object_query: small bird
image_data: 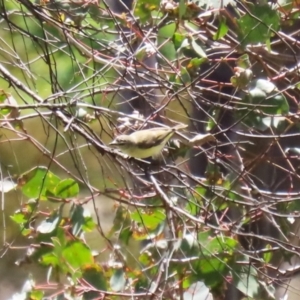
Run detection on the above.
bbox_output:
[109,124,187,159]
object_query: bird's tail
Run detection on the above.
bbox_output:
[172,123,188,130]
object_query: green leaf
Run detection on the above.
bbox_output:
[263,244,273,263]
[179,0,187,21]
[110,269,126,292]
[186,57,206,77]
[173,32,186,51]
[134,0,160,23]
[213,16,228,40]
[131,208,166,229]
[40,237,94,277]
[159,40,177,61]
[237,54,251,69]
[135,274,149,292]
[41,250,59,267]
[20,167,60,200]
[286,198,300,212]
[207,237,238,255]
[37,213,61,234]
[109,206,132,244]
[82,265,107,297]
[158,24,177,60]
[261,116,286,129]
[248,80,289,115]
[192,257,229,287]
[237,5,280,46]
[139,251,152,266]
[181,67,191,84]
[233,265,260,298]
[180,233,195,248]
[271,94,289,114]
[190,38,207,59]
[11,212,27,225]
[197,230,212,246]
[119,227,132,245]
[183,281,211,300]
[62,241,94,270]
[180,233,201,256]
[54,178,79,198]
[88,2,102,23]
[28,289,44,300]
[206,108,220,131]
[254,79,276,94]
[132,220,165,241]
[198,234,238,256]
[0,91,19,118]
[286,147,300,155]
[237,79,289,130]
[70,204,95,236]
[82,215,96,232]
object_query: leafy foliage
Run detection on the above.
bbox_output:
[1,0,300,299]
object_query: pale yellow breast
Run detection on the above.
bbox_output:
[120,142,165,158]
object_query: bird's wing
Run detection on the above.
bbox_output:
[133,129,173,148]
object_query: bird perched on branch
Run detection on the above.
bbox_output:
[109,124,187,159]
